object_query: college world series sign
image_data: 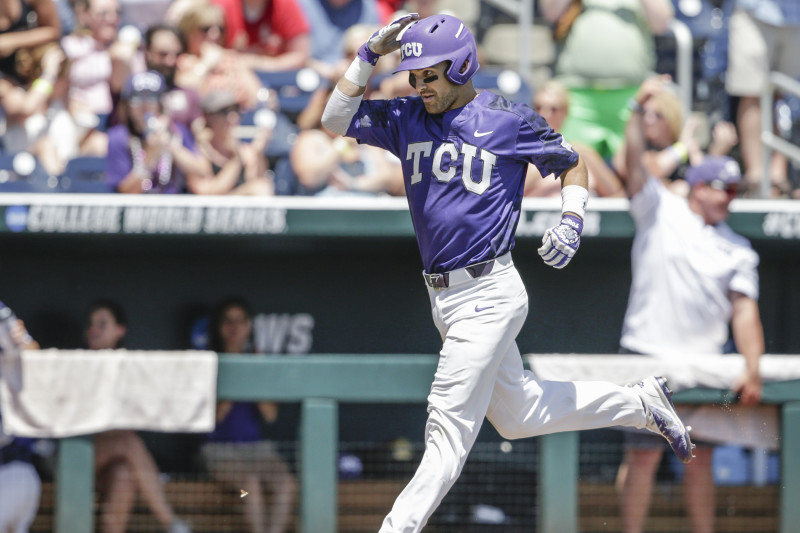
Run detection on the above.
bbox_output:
[1,195,799,240]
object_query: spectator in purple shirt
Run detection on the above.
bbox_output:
[201,297,297,533]
[105,70,210,193]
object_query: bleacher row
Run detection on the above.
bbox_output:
[0,63,537,194]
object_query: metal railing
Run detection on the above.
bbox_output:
[52,354,800,533]
[761,71,800,198]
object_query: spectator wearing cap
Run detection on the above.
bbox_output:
[106,70,211,193]
[616,76,764,533]
[188,89,274,195]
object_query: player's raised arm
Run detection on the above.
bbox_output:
[321,13,419,135]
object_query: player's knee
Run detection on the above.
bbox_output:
[489,419,525,440]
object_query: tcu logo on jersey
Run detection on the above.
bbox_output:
[401,42,423,60]
[406,141,498,195]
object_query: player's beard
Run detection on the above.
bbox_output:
[421,84,460,115]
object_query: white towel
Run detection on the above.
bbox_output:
[0,349,218,438]
[525,353,800,451]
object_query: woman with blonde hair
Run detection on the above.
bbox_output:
[613,74,739,197]
[173,0,263,111]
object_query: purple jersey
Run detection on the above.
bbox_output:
[346,90,578,273]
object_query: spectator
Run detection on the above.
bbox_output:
[62,0,127,117]
[540,0,674,160]
[106,70,210,193]
[612,74,739,197]
[298,0,379,69]
[0,0,61,81]
[189,89,274,195]
[145,24,201,128]
[174,0,264,110]
[201,297,297,533]
[83,300,193,533]
[209,0,311,72]
[726,0,799,197]
[290,128,404,196]
[526,79,625,198]
[0,304,42,533]
[616,76,763,533]
[0,42,77,176]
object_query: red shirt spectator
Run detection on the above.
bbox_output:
[212,0,308,56]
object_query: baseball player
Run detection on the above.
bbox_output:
[617,76,764,533]
[320,14,695,532]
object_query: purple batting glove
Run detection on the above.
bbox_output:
[357,42,381,66]
[538,214,583,269]
[358,12,419,64]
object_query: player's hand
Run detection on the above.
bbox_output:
[538,214,583,269]
[359,13,420,64]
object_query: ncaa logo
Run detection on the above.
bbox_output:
[401,42,423,60]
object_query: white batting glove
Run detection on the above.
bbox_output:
[538,214,583,269]
[358,13,420,63]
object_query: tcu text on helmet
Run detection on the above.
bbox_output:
[406,141,497,195]
[401,42,423,60]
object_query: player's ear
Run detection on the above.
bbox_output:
[459,59,470,75]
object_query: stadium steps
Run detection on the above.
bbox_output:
[31,480,778,532]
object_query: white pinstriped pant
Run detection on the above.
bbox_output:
[379,257,649,533]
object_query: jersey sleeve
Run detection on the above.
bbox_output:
[345,98,403,158]
[516,107,579,178]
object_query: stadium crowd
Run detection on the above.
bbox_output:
[0,0,798,198]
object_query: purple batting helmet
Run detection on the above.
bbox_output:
[392,14,479,85]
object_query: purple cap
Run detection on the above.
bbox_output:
[685,156,741,188]
[392,14,479,85]
[121,70,167,101]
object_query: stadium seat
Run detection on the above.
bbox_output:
[0,151,57,192]
[472,68,533,106]
[237,108,299,162]
[435,0,481,28]
[255,68,326,119]
[60,156,113,193]
[480,23,555,89]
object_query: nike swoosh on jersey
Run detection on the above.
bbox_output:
[473,130,494,137]
[475,305,494,312]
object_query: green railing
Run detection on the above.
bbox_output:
[55,355,800,533]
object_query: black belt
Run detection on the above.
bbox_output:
[423,258,496,289]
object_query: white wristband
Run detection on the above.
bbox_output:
[344,57,375,87]
[561,184,589,219]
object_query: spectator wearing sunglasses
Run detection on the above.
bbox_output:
[616,75,763,533]
[173,0,263,111]
[106,70,210,193]
[188,89,274,195]
[612,75,739,198]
